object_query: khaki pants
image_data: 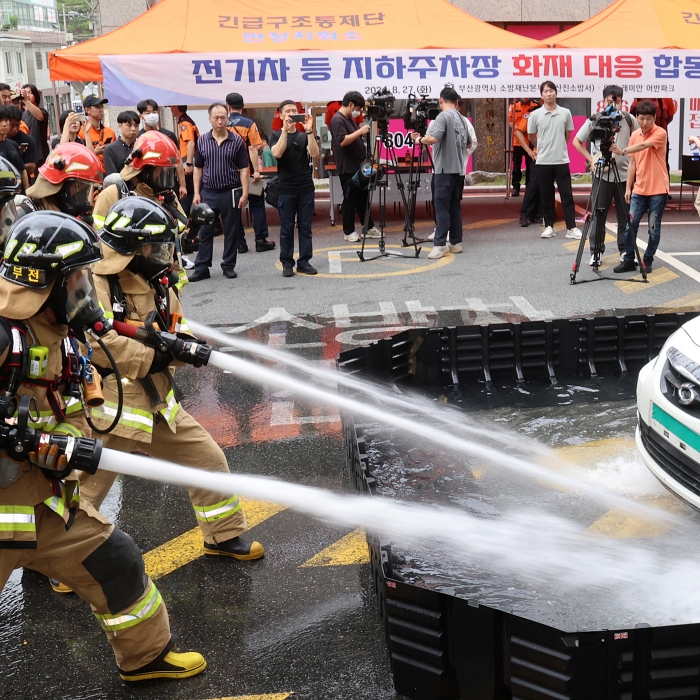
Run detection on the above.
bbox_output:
[0,502,171,671]
[80,407,247,545]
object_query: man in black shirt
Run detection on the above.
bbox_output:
[329,91,380,242]
[104,110,139,177]
[7,106,37,181]
[0,106,27,190]
[269,100,319,277]
[136,98,187,200]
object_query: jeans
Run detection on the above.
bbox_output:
[537,163,576,230]
[278,191,314,268]
[623,193,668,262]
[588,176,629,254]
[339,172,375,234]
[512,145,532,188]
[245,192,269,240]
[433,173,463,246]
[194,187,242,272]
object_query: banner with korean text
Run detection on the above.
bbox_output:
[102,49,700,106]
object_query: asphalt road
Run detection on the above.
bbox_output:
[1,189,699,699]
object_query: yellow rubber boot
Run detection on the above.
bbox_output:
[49,579,74,594]
[203,536,265,561]
[119,650,207,682]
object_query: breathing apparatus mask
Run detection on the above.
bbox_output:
[57,179,93,219]
[46,267,103,331]
[139,165,176,194]
[131,240,176,281]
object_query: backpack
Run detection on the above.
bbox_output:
[264,176,279,209]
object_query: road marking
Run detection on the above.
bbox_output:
[143,499,286,579]
[270,401,340,426]
[509,296,554,320]
[665,252,700,255]
[465,217,515,230]
[405,299,437,324]
[274,244,454,279]
[587,510,672,539]
[300,528,369,567]
[614,266,679,294]
[227,308,323,334]
[562,233,615,252]
[333,302,400,328]
[201,694,293,700]
[652,291,700,312]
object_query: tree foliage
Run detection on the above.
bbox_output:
[57,0,94,40]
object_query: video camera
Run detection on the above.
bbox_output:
[365,88,396,123]
[403,94,440,135]
[589,104,623,154]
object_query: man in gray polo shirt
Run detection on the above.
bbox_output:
[528,81,581,240]
[573,85,638,264]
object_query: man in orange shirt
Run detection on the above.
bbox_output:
[170,105,199,214]
[612,100,669,274]
[78,95,115,165]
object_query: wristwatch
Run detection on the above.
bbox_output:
[185,162,192,166]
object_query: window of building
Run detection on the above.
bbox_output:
[4,52,12,76]
[35,51,43,70]
[16,51,22,74]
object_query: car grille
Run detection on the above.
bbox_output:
[639,416,700,499]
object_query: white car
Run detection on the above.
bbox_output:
[637,315,700,509]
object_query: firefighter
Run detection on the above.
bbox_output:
[78,196,264,561]
[0,211,206,681]
[21,142,104,220]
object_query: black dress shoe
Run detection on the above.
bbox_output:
[519,214,529,227]
[222,268,238,279]
[188,268,211,282]
[512,184,520,197]
[613,259,638,273]
[238,239,249,254]
[282,265,295,277]
[296,264,318,275]
[255,239,276,252]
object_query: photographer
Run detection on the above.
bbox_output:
[411,86,470,260]
[612,100,669,274]
[330,91,381,242]
[573,85,638,264]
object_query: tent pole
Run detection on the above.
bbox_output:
[51,81,61,138]
[505,99,512,200]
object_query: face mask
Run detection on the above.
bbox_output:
[143,113,159,127]
[351,110,361,119]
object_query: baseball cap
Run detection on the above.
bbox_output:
[83,95,108,109]
[225,92,244,108]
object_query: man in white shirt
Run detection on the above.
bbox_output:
[528,81,581,240]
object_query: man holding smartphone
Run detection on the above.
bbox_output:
[78,95,115,166]
[189,103,250,282]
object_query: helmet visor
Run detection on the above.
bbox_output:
[64,268,100,325]
[138,241,175,269]
[147,166,176,193]
[0,199,17,252]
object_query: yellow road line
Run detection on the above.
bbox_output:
[299,528,370,567]
[144,499,286,580]
[563,233,615,252]
[651,291,700,312]
[201,694,293,700]
[614,266,679,294]
[587,509,672,539]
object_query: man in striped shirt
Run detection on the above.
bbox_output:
[190,103,250,282]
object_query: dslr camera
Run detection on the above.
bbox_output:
[365,88,396,122]
[589,103,623,154]
[403,94,440,135]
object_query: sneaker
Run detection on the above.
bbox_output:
[613,259,638,273]
[565,227,582,240]
[203,536,265,560]
[620,252,626,263]
[428,229,436,241]
[282,265,295,278]
[427,245,446,259]
[119,648,207,682]
[540,226,556,238]
[588,254,596,266]
[255,239,276,252]
[344,232,360,242]
[296,264,318,275]
[364,227,381,239]
[49,579,73,594]
[446,242,462,254]
[181,255,195,270]
[237,239,249,254]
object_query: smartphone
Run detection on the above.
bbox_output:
[104,137,114,144]
[290,114,306,123]
[19,143,28,153]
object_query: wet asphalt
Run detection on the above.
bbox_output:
[2,193,700,699]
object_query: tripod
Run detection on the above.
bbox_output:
[358,120,421,262]
[570,150,648,285]
[402,136,434,247]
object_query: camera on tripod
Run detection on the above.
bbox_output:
[589,104,623,154]
[403,94,440,134]
[366,88,396,123]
